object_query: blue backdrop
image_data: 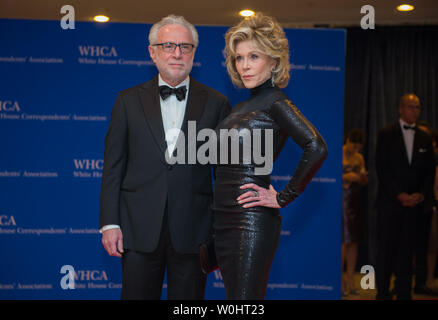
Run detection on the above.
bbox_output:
[0,19,345,300]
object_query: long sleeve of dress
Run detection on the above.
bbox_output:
[270,99,328,208]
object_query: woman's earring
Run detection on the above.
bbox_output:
[270,71,275,87]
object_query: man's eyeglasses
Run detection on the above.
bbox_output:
[152,42,195,54]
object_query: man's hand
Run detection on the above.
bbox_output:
[411,193,424,204]
[397,192,415,207]
[397,192,424,207]
[102,228,124,258]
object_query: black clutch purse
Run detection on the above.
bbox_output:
[199,236,218,274]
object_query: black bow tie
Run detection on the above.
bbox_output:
[159,85,187,101]
[403,125,415,130]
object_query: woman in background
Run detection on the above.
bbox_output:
[341,128,368,296]
[417,123,438,289]
[429,131,438,288]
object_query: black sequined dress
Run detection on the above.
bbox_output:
[212,80,328,299]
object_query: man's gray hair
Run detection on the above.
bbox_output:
[148,15,199,47]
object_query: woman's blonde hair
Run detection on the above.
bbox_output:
[225,13,290,88]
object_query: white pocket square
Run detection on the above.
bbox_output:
[418,148,427,153]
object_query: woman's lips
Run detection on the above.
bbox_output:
[242,75,253,80]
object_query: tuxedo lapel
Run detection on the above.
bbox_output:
[139,76,168,162]
[410,127,422,168]
[164,77,207,164]
[395,123,410,167]
[171,78,207,160]
[180,77,207,135]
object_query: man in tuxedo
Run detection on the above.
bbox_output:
[375,93,435,300]
[99,15,230,299]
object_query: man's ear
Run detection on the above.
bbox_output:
[148,45,156,63]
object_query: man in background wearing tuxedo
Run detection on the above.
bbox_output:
[99,15,230,299]
[375,93,435,300]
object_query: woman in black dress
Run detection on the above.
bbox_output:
[212,13,328,299]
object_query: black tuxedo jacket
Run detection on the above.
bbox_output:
[100,75,230,253]
[375,121,435,213]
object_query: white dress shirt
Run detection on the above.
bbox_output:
[100,75,190,234]
[399,118,416,165]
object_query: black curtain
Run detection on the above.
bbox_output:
[344,26,438,267]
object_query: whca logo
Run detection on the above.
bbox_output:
[0,215,16,226]
[73,159,104,171]
[78,45,118,57]
[0,100,20,112]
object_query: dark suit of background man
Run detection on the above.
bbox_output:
[375,93,435,300]
[99,15,230,300]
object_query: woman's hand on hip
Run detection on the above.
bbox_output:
[237,183,281,209]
